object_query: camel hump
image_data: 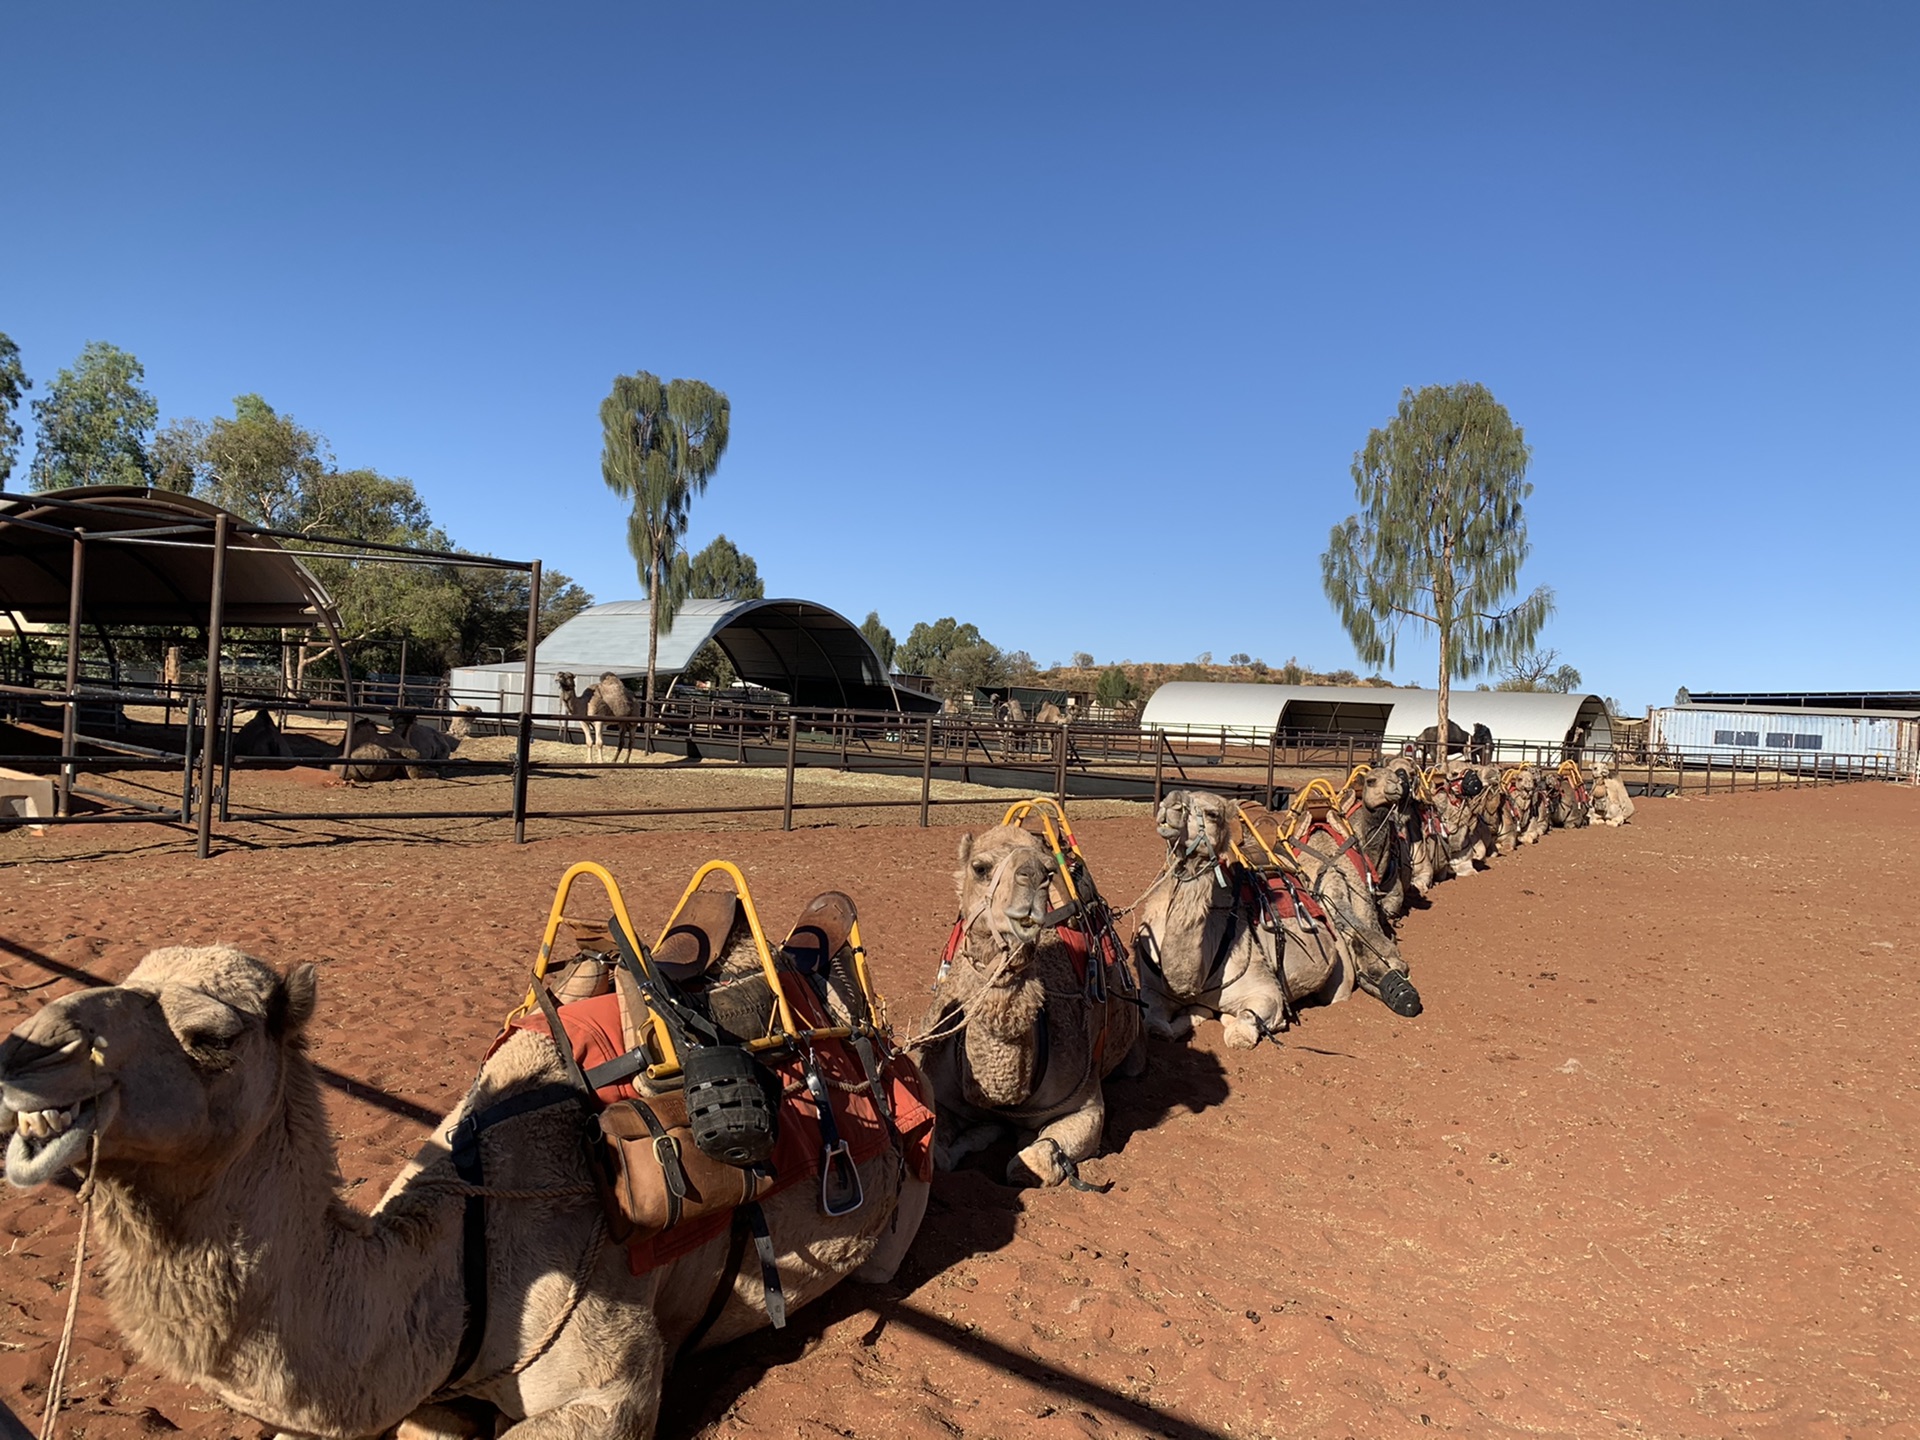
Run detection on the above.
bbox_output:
[780,891,858,974]
[653,888,741,981]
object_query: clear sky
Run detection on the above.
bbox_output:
[3,3,1914,711]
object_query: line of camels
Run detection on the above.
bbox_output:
[1,749,1634,1437]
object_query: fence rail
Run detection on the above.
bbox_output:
[0,684,1909,853]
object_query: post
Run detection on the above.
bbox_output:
[219,700,235,820]
[180,695,197,822]
[1703,752,1711,795]
[1265,731,1277,809]
[512,561,542,845]
[1153,732,1164,807]
[782,715,798,831]
[1055,720,1069,802]
[59,530,85,815]
[397,632,408,709]
[919,716,934,827]
[196,514,231,859]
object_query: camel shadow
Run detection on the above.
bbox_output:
[1103,1038,1231,1153]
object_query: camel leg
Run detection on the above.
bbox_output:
[1010,1092,1105,1187]
[934,1116,1003,1172]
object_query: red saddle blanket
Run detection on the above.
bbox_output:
[511,980,935,1275]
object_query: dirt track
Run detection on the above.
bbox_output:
[1,784,1915,1438]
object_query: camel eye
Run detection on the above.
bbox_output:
[972,860,993,878]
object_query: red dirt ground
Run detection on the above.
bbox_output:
[1,784,1915,1439]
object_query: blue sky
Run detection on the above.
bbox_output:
[2,3,1914,711]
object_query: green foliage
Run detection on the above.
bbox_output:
[1003,650,1039,685]
[1095,666,1139,708]
[28,341,157,490]
[679,641,737,690]
[859,611,897,670]
[1228,652,1251,666]
[1279,659,1305,685]
[601,371,731,701]
[1321,382,1552,738]
[0,332,28,484]
[1675,686,1690,706]
[678,533,763,601]
[898,617,1005,699]
[201,395,329,528]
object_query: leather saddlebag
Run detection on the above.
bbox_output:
[596,1092,775,1244]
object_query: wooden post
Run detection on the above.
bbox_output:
[782,715,798,831]
[1055,721,1069,803]
[59,530,85,816]
[196,515,230,859]
[511,561,541,844]
[919,717,934,826]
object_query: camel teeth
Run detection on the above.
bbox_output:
[13,1106,77,1140]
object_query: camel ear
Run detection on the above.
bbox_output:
[956,832,974,868]
[270,964,319,1040]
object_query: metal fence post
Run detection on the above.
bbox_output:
[59,529,85,816]
[196,514,230,859]
[1055,722,1069,802]
[782,715,798,831]
[512,560,541,845]
[919,716,934,827]
[1265,732,1277,809]
[1153,733,1164,807]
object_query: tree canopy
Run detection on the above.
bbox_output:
[1095,666,1139,709]
[28,341,157,490]
[678,533,763,602]
[1495,648,1583,693]
[1321,382,1552,744]
[0,332,28,485]
[897,617,1006,699]
[859,612,897,671]
[601,371,731,702]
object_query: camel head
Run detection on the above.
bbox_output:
[1155,789,1234,865]
[1350,765,1406,811]
[953,827,1056,971]
[1,947,316,1192]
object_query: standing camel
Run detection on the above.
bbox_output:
[556,671,638,764]
[0,945,925,1438]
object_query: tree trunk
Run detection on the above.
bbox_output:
[646,546,661,705]
[1436,623,1451,761]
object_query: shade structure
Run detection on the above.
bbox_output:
[1141,682,1612,756]
[0,486,338,629]
[449,597,926,715]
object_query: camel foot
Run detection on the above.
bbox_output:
[1009,1140,1070,1188]
[1221,1012,1263,1049]
[1376,970,1423,1017]
[1448,859,1476,879]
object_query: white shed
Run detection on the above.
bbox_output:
[1139,682,1612,760]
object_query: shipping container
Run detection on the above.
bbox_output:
[1649,705,1920,775]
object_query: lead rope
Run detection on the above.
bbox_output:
[41,1130,100,1440]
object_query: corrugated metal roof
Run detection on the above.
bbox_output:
[1141,682,1613,752]
[454,597,902,710]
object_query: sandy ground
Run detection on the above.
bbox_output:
[1,783,1915,1438]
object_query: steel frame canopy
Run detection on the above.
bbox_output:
[451,597,917,714]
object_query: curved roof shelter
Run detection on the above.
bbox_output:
[454,598,914,713]
[1141,682,1612,756]
[0,486,340,628]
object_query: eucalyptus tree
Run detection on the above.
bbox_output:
[1321,382,1552,747]
[28,341,157,489]
[0,332,28,484]
[860,611,896,671]
[600,372,731,701]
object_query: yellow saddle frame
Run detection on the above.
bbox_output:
[510,859,885,1083]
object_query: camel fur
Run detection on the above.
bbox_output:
[1432,758,1503,878]
[915,827,1145,1187]
[1338,766,1416,921]
[1381,754,1442,896]
[335,717,430,782]
[1132,791,1290,1047]
[556,672,637,765]
[0,945,923,1439]
[1588,761,1636,826]
[1286,803,1421,1015]
[1550,767,1592,828]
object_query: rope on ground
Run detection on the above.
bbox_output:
[41,1131,100,1440]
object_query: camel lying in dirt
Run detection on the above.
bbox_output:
[336,716,430,782]
[1381,754,1442,896]
[915,826,1145,1186]
[1133,791,1290,1048]
[1283,802,1423,1016]
[1,945,922,1439]
[1588,761,1637,826]
[1551,765,1592,828]
[1494,766,1552,852]
[1339,765,1415,921]
[1431,758,1503,877]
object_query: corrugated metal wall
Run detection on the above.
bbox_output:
[1649,707,1912,767]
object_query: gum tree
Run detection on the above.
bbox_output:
[1321,382,1552,750]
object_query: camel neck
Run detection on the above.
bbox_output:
[91,1049,464,1437]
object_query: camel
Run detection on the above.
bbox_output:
[1337,765,1415,921]
[232,708,297,760]
[915,826,1145,1187]
[1283,801,1423,1016]
[447,705,481,740]
[1035,701,1066,726]
[1133,791,1290,1047]
[556,672,637,765]
[390,711,461,777]
[1381,753,1442,896]
[1493,766,1543,853]
[1430,757,1503,877]
[1417,719,1468,764]
[0,945,924,1438]
[1550,764,1593,828]
[335,716,428,782]
[1588,760,1637,826]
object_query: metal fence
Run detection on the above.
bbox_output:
[1,690,1906,856]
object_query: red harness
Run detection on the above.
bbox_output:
[510,984,935,1275]
[1290,814,1379,890]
